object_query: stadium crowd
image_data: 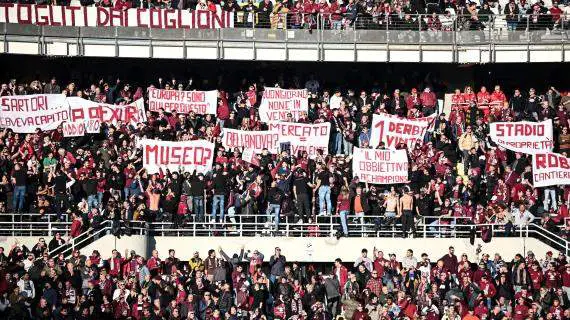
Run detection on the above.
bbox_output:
[0,243,569,319]
[0,75,570,240]
[2,0,569,31]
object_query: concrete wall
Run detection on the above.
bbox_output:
[1,234,556,262]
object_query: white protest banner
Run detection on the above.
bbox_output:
[148,88,218,114]
[67,97,146,131]
[241,148,260,166]
[268,121,330,156]
[259,87,309,122]
[532,152,570,187]
[222,128,279,153]
[352,148,409,184]
[0,5,233,28]
[0,94,69,133]
[139,139,214,174]
[369,113,435,150]
[490,119,553,154]
[62,121,86,137]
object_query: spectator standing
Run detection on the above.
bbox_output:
[269,247,286,284]
[11,163,26,215]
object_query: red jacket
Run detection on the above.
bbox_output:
[406,94,421,110]
[478,279,496,298]
[60,151,77,165]
[373,258,387,278]
[463,92,476,103]
[303,2,317,14]
[490,91,506,103]
[317,2,330,16]
[513,304,529,320]
[70,219,82,238]
[545,269,561,289]
[147,256,161,273]
[451,94,466,110]
[528,268,543,290]
[477,91,491,105]
[109,257,125,277]
[329,2,344,21]
[420,91,436,107]
[217,91,230,120]
[335,265,348,292]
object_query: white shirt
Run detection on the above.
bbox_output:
[330,94,343,109]
[23,258,34,272]
[402,256,418,269]
[513,209,535,226]
[17,279,35,299]
[353,256,373,272]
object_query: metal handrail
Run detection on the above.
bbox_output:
[1,217,564,260]
[0,12,566,62]
[0,213,68,222]
[1,13,566,39]
[0,214,548,235]
[47,220,112,258]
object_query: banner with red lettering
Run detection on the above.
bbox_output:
[0,94,69,133]
[369,113,435,150]
[352,148,409,184]
[139,138,214,174]
[66,97,146,135]
[222,128,279,153]
[259,87,309,122]
[490,119,553,154]
[268,121,330,157]
[0,4,233,29]
[148,88,217,114]
[62,121,87,137]
[532,152,570,187]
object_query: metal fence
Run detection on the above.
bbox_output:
[245,12,566,31]
[0,213,566,257]
[1,13,568,45]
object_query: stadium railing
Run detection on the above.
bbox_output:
[3,214,568,257]
[1,13,567,45]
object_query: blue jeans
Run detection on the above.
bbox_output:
[318,186,332,215]
[87,195,98,212]
[507,21,517,31]
[266,204,281,228]
[193,196,204,221]
[332,20,342,30]
[343,138,353,155]
[212,194,225,221]
[339,210,349,234]
[269,274,277,284]
[335,132,343,155]
[97,192,104,208]
[13,186,26,211]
